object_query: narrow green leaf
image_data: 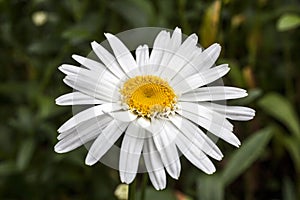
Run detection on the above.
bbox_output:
[109,0,153,27]
[16,138,35,171]
[62,26,92,43]
[221,127,273,185]
[220,59,246,88]
[67,0,87,21]
[258,93,300,139]
[197,174,224,200]
[142,187,176,200]
[284,136,300,173]
[277,13,300,31]
[282,177,298,200]
[199,0,221,48]
[37,95,60,119]
[0,161,17,176]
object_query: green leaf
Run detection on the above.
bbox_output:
[66,0,88,21]
[62,26,92,43]
[62,13,100,44]
[277,13,300,31]
[0,161,17,176]
[284,136,300,173]
[282,177,298,200]
[199,0,221,48]
[141,187,176,200]
[197,174,224,200]
[221,59,246,88]
[28,39,61,55]
[258,93,300,139]
[221,127,273,185]
[16,138,35,171]
[37,95,60,119]
[109,0,153,27]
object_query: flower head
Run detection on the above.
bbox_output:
[55,27,255,190]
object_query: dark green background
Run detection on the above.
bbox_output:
[1,0,300,199]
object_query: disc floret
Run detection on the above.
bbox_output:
[120,75,177,119]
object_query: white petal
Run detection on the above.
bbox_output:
[63,57,120,88]
[105,33,138,76]
[109,110,137,122]
[57,103,123,133]
[199,43,221,70]
[55,116,111,153]
[170,122,216,174]
[57,117,95,140]
[55,92,106,106]
[158,27,182,70]
[148,169,166,190]
[55,130,98,153]
[57,115,110,140]
[148,30,170,70]
[85,120,129,165]
[119,123,144,184]
[135,45,150,75]
[63,70,120,102]
[165,120,216,174]
[169,115,223,160]
[136,45,149,66]
[58,64,81,75]
[178,102,240,147]
[178,101,233,131]
[136,117,151,128]
[199,102,255,121]
[143,137,166,190]
[179,86,248,102]
[150,119,181,179]
[160,33,198,80]
[91,41,126,79]
[63,77,117,103]
[72,54,106,72]
[172,64,230,94]
[171,43,221,85]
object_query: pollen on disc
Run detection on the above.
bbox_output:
[120,75,177,118]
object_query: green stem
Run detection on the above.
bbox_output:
[140,173,148,200]
[128,178,136,200]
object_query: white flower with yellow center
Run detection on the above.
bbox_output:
[54,27,255,190]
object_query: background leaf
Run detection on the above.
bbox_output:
[16,138,35,171]
[140,187,176,200]
[277,13,300,31]
[197,174,224,200]
[258,93,300,139]
[199,0,221,47]
[283,177,298,200]
[221,127,273,185]
[284,137,300,173]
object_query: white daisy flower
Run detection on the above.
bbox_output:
[54,27,255,190]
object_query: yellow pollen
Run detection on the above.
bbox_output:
[120,75,177,118]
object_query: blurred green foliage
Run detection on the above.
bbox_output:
[1,0,300,199]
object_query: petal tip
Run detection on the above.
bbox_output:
[210,43,221,49]
[71,54,79,59]
[57,126,63,133]
[174,27,181,32]
[54,144,65,153]
[104,32,113,39]
[58,65,64,72]
[208,168,216,175]
[91,41,99,48]
[85,156,97,166]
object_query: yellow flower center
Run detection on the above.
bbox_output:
[120,75,177,118]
